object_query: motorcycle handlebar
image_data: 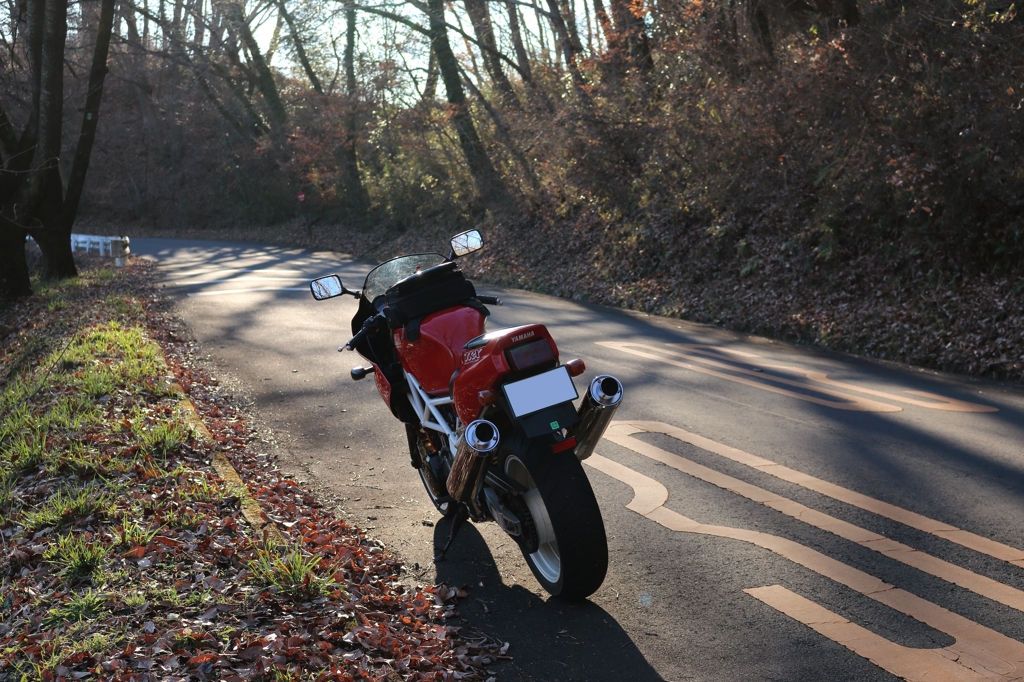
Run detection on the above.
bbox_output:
[345,312,386,351]
[477,295,502,306]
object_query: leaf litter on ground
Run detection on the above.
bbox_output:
[0,255,507,681]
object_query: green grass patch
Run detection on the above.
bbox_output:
[134,418,190,458]
[0,429,50,475]
[114,517,160,548]
[178,476,224,504]
[44,589,109,626]
[248,547,335,601]
[44,533,110,580]
[23,487,114,532]
[0,260,387,679]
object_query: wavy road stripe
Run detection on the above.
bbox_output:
[667,344,998,413]
[599,341,999,413]
[607,421,1024,568]
[597,341,901,412]
[584,454,1024,681]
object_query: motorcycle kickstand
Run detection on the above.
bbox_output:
[434,505,469,563]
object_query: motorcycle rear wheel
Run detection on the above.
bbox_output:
[504,434,608,600]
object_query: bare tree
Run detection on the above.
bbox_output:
[463,0,518,105]
[426,0,504,196]
[0,0,117,296]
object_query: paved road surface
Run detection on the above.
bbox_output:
[134,238,1024,682]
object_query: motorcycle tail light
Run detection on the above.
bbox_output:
[507,339,555,370]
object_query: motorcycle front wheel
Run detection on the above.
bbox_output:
[504,433,608,600]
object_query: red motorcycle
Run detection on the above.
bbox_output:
[310,230,622,599]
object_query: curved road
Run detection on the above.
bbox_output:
[134,238,1024,682]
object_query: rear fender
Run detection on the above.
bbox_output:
[453,324,577,437]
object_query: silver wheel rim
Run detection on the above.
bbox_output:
[506,456,561,585]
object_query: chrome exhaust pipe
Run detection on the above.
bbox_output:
[447,420,500,503]
[569,375,623,461]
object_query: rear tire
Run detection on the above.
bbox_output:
[504,434,608,600]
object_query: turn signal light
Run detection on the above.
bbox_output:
[478,389,498,406]
[564,358,586,377]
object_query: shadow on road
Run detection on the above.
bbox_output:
[431,518,665,682]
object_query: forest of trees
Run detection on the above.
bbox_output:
[1,0,1021,322]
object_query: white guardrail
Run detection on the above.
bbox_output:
[69,234,131,266]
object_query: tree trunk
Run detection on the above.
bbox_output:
[504,0,532,83]
[27,0,77,280]
[26,0,45,130]
[422,48,439,101]
[0,218,32,299]
[26,0,66,214]
[544,0,586,87]
[275,0,324,94]
[30,180,77,280]
[534,5,551,66]
[62,0,117,230]
[608,0,653,72]
[459,68,540,193]
[426,0,504,199]
[0,101,19,170]
[463,0,518,106]
[591,0,613,50]
[583,0,594,53]
[559,0,584,56]
[193,0,206,48]
[340,0,369,214]
[747,0,774,59]
[228,2,287,129]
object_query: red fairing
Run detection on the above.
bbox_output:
[452,324,558,426]
[396,306,487,395]
[372,364,392,406]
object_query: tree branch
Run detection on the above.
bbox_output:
[355,2,528,80]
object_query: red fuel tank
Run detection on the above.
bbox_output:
[395,306,487,395]
[452,324,558,426]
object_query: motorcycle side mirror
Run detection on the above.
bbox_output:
[310,275,357,300]
[449,229,483,259]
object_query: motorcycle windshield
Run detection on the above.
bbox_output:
[363,253,446,305]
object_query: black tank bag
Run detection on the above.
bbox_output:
[383,262,488,341]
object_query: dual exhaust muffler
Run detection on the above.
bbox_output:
[447,419,500,503]
[446,373,622,502]
[568,375,623,461]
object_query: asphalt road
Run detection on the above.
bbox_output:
[133,237,1024,682]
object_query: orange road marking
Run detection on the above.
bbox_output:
[598,341,998,413]
[746,586,990,682]
[597,341,901,412]
[669,344,998,413]
[603,422,1024,611]
[584,454,1024,681]
[608,421,1024,569]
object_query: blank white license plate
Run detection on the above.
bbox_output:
[503,366,578,418]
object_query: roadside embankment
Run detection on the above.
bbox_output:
[0,256,503,680]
